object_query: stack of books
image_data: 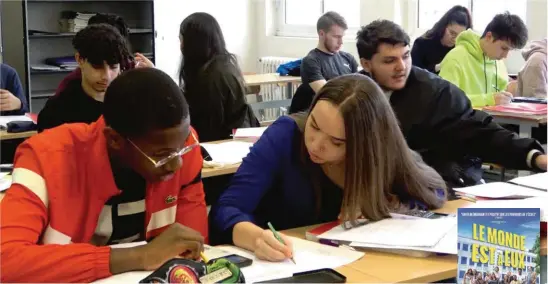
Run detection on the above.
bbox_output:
[59,11,96,33]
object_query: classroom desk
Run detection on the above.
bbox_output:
[202,163,240,178]
[243,73,301,86]
[200,138,249,178]
[0,130,37,140]
[283,199,548,283]
[243,73,301,114]
[479,109,547,139]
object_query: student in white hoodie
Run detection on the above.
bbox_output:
[517,38,547,98]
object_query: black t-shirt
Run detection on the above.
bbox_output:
[105,167,147,245]
[301,48,358,85]
[37,79,103,132]
[411,36,453,74]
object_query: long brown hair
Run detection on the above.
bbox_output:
[293,74,447,224]
[423,5,472,40]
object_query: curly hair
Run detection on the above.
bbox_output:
[88,13,130,39]
[72,23,132,70]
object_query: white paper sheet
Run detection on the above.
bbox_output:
[454,182,548,198]
[0,115,33,128]
[233,127,267,138]
[201,141,253,165]
[464,197,547,222]
[93,239,363,284]
[509,173,548,191]
[319,217,455,247]
[350,222,458,255]
[218,237,364,283]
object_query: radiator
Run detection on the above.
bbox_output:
[256,56,299,121]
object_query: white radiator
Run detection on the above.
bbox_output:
[256,56,299,121]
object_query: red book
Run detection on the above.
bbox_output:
[305,221,340,242]
[483,102,547,115]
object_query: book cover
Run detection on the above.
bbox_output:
[457,208,541,284]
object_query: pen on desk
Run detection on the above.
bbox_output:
[200,251,209,264]
[456,193,477,203]
[267,222,296,264]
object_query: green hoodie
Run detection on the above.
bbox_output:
[439,29,508,107]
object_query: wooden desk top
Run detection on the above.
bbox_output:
[202,163,239,178]
[200,138,249,178]
[478,108,547,124]
[0,130,37,141]
[243,73,301,87]
[284,200,547,283]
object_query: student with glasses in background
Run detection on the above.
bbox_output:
[411,5,472,74]
[0,68,207,283]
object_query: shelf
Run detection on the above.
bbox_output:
[31,69,74,75]
[29,29,153,38]
[32,91,55,99]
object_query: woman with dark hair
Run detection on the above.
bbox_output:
[411,5,472,73]
[178,12,259,142]
[209,74,447,261]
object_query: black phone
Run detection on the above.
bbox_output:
[255,268,346,283]
[211,254,253,268]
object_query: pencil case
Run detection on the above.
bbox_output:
[139,257,245,283]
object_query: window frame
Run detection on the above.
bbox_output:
[409,0,528,40]
[275,0,359,39]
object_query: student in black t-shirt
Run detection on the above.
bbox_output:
[37,24,132,132]
[178,12,259,143]
[290,12,358,114]
[301,11,358,94]
[411,5,472,74]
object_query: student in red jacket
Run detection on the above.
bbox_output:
[1,68,208,283]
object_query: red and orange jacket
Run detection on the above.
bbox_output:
[0,117,208,283]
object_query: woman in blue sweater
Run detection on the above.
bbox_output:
[209,74,447,262]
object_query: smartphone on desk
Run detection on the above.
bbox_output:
[255,268,346,283]
[210,254,253,268]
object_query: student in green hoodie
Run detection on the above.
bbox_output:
[439,12,528,107]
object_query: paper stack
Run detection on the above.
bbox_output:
[200,141,253,165]
[315,216,458,257]
[454,181,547,199]
[232,127,267,142]
[508,172,547,191]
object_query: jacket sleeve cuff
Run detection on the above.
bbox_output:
[95,246,113,280]
[526,150,542,169]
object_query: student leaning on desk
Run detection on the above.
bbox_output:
[209,74,448,262]
[439,12,526,107]
[0,69,207,283]
[354,20,547,188]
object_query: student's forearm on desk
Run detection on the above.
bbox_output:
[110,246,147,275]
[233,222,264,252]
